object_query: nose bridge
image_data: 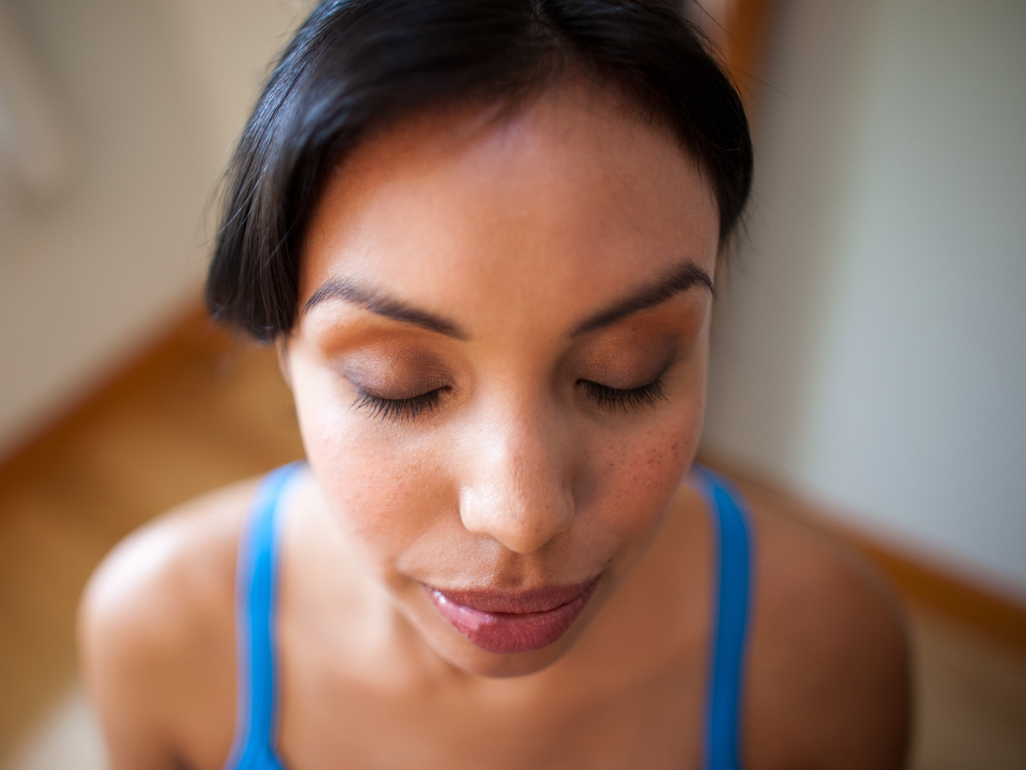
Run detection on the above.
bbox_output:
[459,395,575,554]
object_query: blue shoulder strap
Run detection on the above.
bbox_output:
[223,464,302,770]
[695,466,753,770]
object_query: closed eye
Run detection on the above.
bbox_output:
[352,387,447,421]
[578,377,667,412]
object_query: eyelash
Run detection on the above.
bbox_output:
[578,376,668,412]
[353,388,445,422]
[353,375,668,423]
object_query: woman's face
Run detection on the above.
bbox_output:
[285,82,720,677]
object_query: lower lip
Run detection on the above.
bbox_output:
[426,580,600,655]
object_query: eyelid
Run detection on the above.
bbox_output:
[351,386,447,422]
[577,351,674,391]
[341,355,452,400]
[579,378,667,412]
[577,358,671,412]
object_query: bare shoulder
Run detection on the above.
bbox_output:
[78,478,260,770]
[739,486,911,770]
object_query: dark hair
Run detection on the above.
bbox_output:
[207,0,752,341]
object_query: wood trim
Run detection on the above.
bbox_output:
[0,301,219,473]
[723,0,778,101]
[697,452,1026,655]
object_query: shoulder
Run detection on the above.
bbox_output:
[735,483,911,770]
[78,478,260,769]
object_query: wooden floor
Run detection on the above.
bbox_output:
[0,305,1023,768]
[0,308,304,757]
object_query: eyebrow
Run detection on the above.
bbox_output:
[303,278,467,338]
[302,259,712,340]
[571,261,714,336]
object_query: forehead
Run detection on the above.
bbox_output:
[300,81,719,329]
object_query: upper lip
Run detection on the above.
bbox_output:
[428,578,599,614]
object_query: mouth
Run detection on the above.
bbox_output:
[424,578,601,655]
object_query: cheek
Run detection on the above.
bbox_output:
[583,384,705,540]
[290,364,454,569]
[597,420,696,516]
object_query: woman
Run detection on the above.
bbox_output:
[79,1,910,768]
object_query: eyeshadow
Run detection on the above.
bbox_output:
[341,348,453,400]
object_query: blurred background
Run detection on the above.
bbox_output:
[0,0,1023,768]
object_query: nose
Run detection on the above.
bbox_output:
[458,405,576,554]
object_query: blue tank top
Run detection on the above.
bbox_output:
[222,463,752,770]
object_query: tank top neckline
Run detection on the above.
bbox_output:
[223,462,752,770]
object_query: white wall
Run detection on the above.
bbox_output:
[704,0,1026,595]
[0,0,307,455]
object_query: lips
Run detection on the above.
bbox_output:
[426,578,600,654]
